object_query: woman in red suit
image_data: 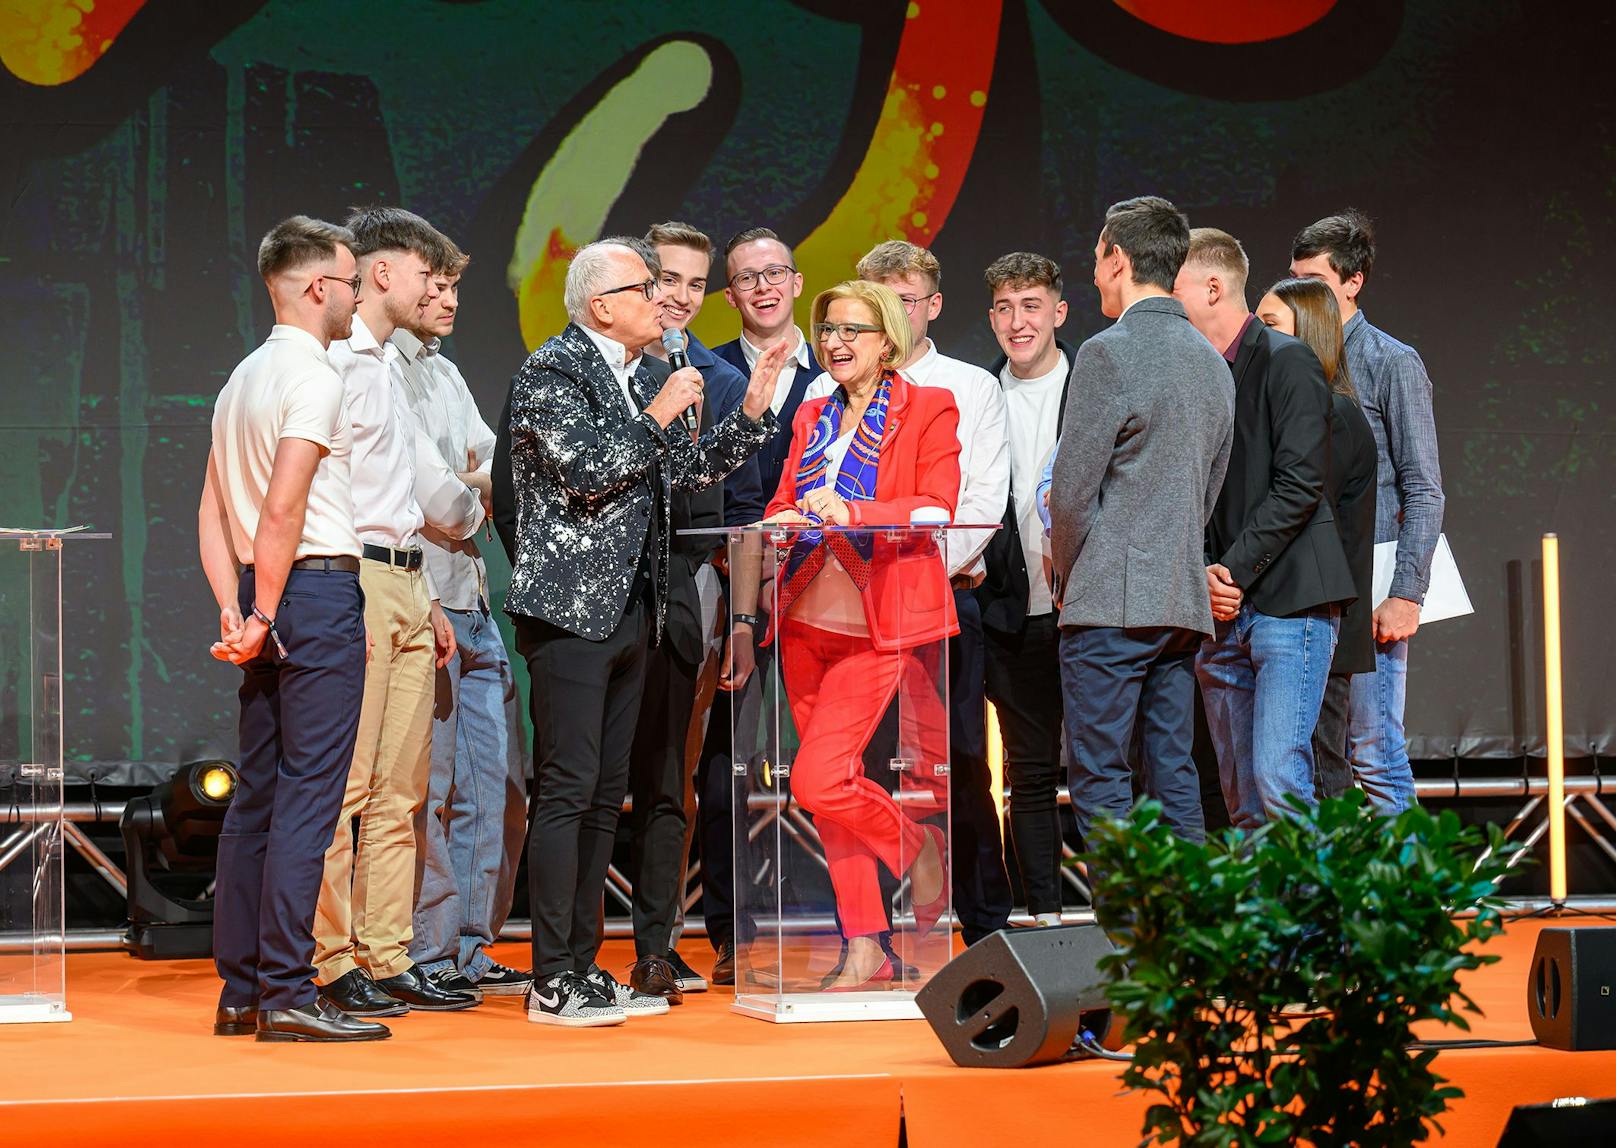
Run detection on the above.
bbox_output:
[764,279,961,991]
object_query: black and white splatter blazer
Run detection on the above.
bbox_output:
[504,322,772,641]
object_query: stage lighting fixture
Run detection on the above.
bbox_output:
[119,759,238,960]
[1542,533,1566,905]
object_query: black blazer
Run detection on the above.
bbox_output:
[493,323,772,642]
[1207,321,1356,618]
[658,353,732,667]
[1326,390,1378,674]
[975,338,1077,635]
[712,335,820,496]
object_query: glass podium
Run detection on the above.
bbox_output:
[683,522,986,1023]
[1,527,101,1024]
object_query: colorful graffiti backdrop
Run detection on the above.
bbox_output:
[1,0,1611,781]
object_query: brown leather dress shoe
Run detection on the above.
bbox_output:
[213,1004,258,1036]
[628,956,685,1005]
[711,940,736,986]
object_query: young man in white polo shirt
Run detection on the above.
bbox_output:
[313,207,486,1017]
[804,240,1013,945]
[199,215,388,1043]
[391,242,533,1000]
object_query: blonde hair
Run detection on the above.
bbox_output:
[810,280,912,366]
[857,239,941,293]
[1186,227,1250,296]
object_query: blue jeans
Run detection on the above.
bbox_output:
[1346,639,1416,814]
[411,606,526,978]
[1196,602,1340,829]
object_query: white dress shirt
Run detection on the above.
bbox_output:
[739,325,809,415]
[211,325,361,564]
[1001,351,1067,615]
[804,339,1009,579]
[580,324,640,413]
[391,328,494,611]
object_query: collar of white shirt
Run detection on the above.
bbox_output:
[740,325,809,372]
[266,324,330,360]
[579,324,644,412]
[347,312,398,362]
[390,327,439,363]
[903,338,942,384]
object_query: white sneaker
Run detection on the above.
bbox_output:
[585,964,671,1017]
[526,972,625,1028]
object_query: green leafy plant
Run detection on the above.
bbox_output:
[1084,792,1526,1148]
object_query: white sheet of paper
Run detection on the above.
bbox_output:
[1373,533,1473,624]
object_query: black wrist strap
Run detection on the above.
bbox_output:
[252,606,289,659]
[732,612,761,629]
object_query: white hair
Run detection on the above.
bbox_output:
[563,241,637,326]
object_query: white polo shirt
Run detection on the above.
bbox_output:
[804,339,1009,580]
[210,324,361,564]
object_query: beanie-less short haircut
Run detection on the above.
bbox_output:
[1100,196,1191,294]
[1291,208,1376,283]
[983,251,1062,298]
[857,240,942,293]
[646,221,713,258]
[724,226,794,267]
[343,205,453,268]
[1185,227,1250,295]
[256,215,354,281]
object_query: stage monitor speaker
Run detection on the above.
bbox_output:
[1526,926,1616,1051]
[1497,1096,1616,1145]
[915,924,1115,1068]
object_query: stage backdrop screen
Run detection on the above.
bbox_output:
[1,0,1610,781]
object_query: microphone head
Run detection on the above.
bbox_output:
[661,327,688,354]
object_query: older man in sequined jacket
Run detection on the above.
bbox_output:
[499,237,787,1028]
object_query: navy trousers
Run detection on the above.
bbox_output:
[948,589,1013,943]
[214,566,365,1011]
[1059,624,1207,853]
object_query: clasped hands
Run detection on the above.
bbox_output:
[763,485,851,527]
[210,602,378,665]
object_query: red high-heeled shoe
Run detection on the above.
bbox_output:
[911,823,950,937]
[824,955,894,993]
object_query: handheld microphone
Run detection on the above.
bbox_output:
[661,327,699,436]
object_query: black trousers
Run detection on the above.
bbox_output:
[1312,671,1354,801]
[983,611,1064,916]
[215,566,365,1011]
[949,589,1013,943]
[1059,625,1206,854]
[516,602,650,977]
[625,637,701,958]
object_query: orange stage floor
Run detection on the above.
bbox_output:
[3,920,1614,1147]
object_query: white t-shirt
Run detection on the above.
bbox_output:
[211,324,361,564]
[1001,352,1067,615]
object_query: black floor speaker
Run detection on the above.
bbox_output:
[915,924,1116,1068]
[1526,926,1616,1051]
[1497,1097,1616,1145]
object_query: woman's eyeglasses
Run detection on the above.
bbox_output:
[813,322,883,342]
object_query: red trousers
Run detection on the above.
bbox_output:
[781,620,949,938]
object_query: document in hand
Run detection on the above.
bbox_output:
[1372,533,1473,624]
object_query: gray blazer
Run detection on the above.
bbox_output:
[1049,296,1235,636]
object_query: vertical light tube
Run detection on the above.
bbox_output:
[1543,532,1567,904]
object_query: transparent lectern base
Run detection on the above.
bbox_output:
[0,996,72,1024]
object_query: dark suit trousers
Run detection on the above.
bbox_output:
[516,603,650,976]
[983,611,1064,916]
[949,590,1013,942]
[1059,625,1206,861]
[695,633,770,950]
[1312,671,1354,801]
[215,566,365,1011]
[626,636,701,958]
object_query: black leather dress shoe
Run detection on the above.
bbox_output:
[256,1001,391,1042]
[213,1004,258,1036]
[318,968,409,1018]
[374,963,479,1011]
[628,956,684,1005]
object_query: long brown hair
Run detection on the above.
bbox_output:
[1266,276,1356,400]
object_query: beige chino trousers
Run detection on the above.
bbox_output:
[313,558,435,982]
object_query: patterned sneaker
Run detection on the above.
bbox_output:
[477,961,534,997]
[526,972,625,1028]
[585,963,671,1018]
[664,948,708,993]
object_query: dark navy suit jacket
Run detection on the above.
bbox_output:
[712,334,820,500]
[688,333,762,527]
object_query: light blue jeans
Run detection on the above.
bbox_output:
[411,606,526,979]
[1346,638,1417,814]
[1197,602,1340,830]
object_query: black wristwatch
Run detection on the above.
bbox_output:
[731,612,762,629]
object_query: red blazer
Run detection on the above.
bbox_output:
[765,370,962,650]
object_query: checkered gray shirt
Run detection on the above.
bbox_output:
[1343,311,1445,603]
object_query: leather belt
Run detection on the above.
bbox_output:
[362,543,423,570]
[245,555,361,574]
[950,574,980,591]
